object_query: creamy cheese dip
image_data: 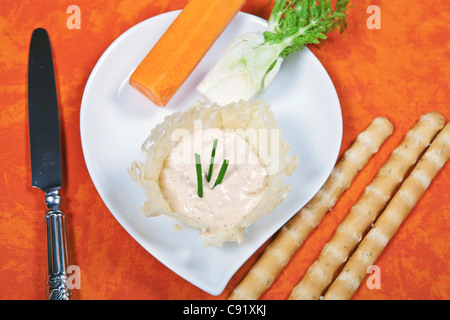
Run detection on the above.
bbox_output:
[160,128,268,233]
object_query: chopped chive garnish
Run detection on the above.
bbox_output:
[195,153,203,198]
[206,139,218,182]
[213,159,230,189]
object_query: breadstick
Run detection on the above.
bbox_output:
[323,122,450,300]
[228,117,394,300]
[288,111,445,300]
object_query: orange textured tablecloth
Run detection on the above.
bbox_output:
[1,0,449,300]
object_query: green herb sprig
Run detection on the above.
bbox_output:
[195,140,229,197]
[206,139,218,182]
[213,160,230,189]
[195,153,203,198]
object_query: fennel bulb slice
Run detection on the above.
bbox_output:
[197,0,351,106]
[197,32,284,106]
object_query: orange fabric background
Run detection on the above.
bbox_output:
[0,0,449,300]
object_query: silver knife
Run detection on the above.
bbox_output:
[28,28,71,300]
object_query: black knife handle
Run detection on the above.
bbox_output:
[45,191,71,300]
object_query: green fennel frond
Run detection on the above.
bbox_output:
[265,0,352,58]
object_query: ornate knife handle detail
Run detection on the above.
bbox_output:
[45,191,71,300]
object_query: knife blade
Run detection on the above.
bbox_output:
[28,28,71,300]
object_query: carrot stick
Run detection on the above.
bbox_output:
[228,117,394,300]
[129,0,246,106]
[288,111,445,300]
[323,122,450,300]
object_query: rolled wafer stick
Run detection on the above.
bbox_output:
[228,117,394,300]
[323,122,450,300]
[288,111,445,300]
